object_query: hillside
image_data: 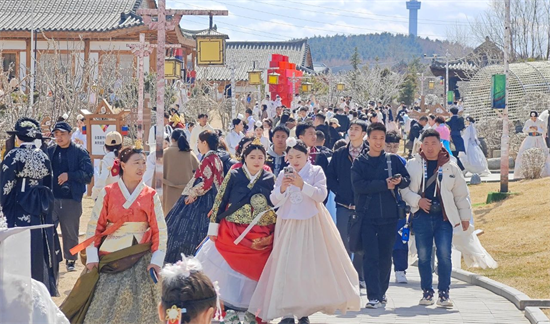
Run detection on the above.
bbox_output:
[307,33,469,72]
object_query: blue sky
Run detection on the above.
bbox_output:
[168,0,492,43]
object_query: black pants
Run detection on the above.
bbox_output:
[336,206,364,281]
[361,218,398,301]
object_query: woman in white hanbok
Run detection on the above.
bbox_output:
[513,111,550,179]
[461,117,491,176]
[248,139,360,324]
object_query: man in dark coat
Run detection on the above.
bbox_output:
[447,107,466,170]
[48,121,93,272]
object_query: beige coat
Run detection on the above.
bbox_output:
[400,154,472,227]
[163,144,199,214]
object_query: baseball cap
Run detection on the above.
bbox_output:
[52,121,72,133]
[105,131,123,146]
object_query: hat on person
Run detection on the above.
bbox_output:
[52,121,72,133]
[329,118,340,127]
[105,131,123,146]
[7,117,42,140]
[76,114,84,121]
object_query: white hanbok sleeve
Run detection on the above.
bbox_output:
[301,167,328,203]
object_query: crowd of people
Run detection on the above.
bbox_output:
[5,94,550,324]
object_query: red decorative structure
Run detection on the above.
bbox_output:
[268,54,302,107]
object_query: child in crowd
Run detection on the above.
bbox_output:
[159,256,221,324]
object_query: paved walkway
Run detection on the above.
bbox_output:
[305,266,528,324]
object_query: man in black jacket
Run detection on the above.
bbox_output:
[334,108,350,133]
[407,116,427,158]
[327,119,368,288]
[48,121,94,272]
[351,122,410,309]
[296,122,329,175]
[314,112,332,149]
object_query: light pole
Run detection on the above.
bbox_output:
[500,0,511,193]
[445,49,450,110]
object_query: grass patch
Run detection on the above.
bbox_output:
[468,178,550,299]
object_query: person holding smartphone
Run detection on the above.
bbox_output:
[351,123,411,309]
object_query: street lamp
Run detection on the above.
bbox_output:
[248,70,262,85]
[194,26,228,66]
[165,57,183,79]
[268,72,280,85]
[301,82,312,93]
[429,80,435,90]
[336,82,345,91]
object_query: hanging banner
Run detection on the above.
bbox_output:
[447,91,454,105]
[491,74,506,109]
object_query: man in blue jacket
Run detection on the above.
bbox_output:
[48,121,94,272]
[351,122,411,309]
[327,120,368,288]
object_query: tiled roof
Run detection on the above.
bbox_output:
[0,0,144,32]
[196,39,314,81]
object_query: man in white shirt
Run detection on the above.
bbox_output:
[71,114,87,148]
[148,111,173,149]
[226,117,245,155]
[245,109,256,135]
[190,113,214,155]
[261,95,270,113]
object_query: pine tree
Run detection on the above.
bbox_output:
[350,46,361,71]
[398,73,418,105]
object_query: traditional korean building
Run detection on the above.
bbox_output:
[0,0,199,90]
[429,37,503,100]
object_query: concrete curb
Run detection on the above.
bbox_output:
[525,307,550,324]
[452,268,550,323]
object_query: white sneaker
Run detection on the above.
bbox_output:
[395,271,408,284]
[365,299,382,309]
[437,292,454,308]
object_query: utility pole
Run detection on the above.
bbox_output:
[445,49,450,110]
[138,2,227,198]
[29,0,35,107]
[230,64,236,120]
[500,0,511,193]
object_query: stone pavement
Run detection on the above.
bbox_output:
[305,266,528,324]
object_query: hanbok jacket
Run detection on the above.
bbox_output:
[271,162,327,220]
[83,179,167,267]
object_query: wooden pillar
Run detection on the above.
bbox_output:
[83,39,90,90]
[25,39,31,94]
[150,47,157,74]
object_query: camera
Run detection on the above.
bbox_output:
[429,200,442,215]
[61,182,71,196]
[397,200,410,219]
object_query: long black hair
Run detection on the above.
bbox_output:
[171,129,191,152]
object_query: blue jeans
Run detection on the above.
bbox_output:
[413,210,453,292]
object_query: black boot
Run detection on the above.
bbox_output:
[298,317,310,324]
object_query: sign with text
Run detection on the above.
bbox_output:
[491,74,506,109]
[91,124,117,155]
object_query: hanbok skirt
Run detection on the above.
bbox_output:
[248,203,361,320]
[196,220,275,310]
[462,138,491,176]
[453,225,498,269]
[83,253,160,324]
[513,135,550,179]
[165,180,217,263]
